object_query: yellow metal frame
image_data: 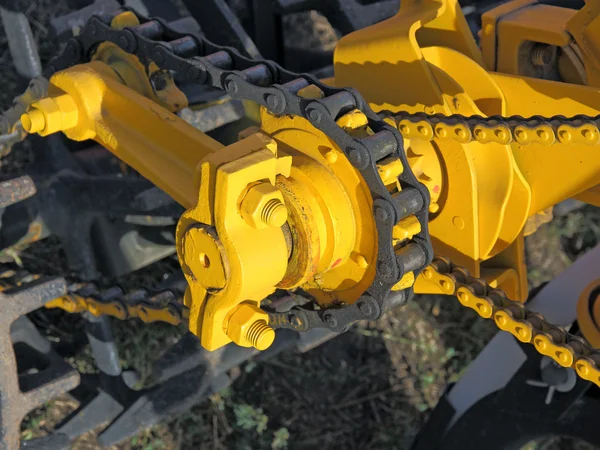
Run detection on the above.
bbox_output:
[20,3,600,352]
[334,0,600,300]
[21,39,379,351]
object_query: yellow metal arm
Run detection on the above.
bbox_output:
[21,60,223,209]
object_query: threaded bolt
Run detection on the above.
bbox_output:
[246,320,275,350]
[261,198,288,227]
[531,44,553,67]
[21,108,46,133]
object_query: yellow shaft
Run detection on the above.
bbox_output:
[22,61,223,209]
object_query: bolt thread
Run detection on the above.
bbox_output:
[531,44,551,67]
[21,108,45,133]
[246,320,274,350]
[261,198,287,227]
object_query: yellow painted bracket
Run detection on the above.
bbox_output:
[335,0,600,303]
[177,133,292,350]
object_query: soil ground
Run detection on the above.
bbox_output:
[0,2,599,449]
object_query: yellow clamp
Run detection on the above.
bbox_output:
[494,309,533,343]
[456,286,494,318]
[533,332,574,367]
[575,356,600,387]
[556,123,600,145]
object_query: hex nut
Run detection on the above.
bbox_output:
[239,182,288,229]
[225,303,275,350]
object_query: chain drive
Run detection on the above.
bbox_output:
[0,267,188,326]
[2,8,599,389]
[423,257,600,388]
[44,7,435,332]
[388,111,600,146]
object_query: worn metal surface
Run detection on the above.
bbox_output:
[178,99,246,133]
[0,176,36,209]
[49,0,122,41]
[0,77,47,159]
[0,278,80,450]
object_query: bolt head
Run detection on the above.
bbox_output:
[152,47,165,64]
[348,148,369,170]
[182,227,226,289]
[307,107,322,123]
[226,303,274,350]
[226,79,239,93]
[265,93,282,112]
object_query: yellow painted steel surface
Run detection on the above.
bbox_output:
[335,0,600,301]
[20,2,600,352]
[21,61,221,209]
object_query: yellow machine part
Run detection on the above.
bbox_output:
[20,2,600,352]
[577,279,600,349]
[335,0,600,301]
[20,18,379,350]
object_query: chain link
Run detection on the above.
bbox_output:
[422,257,600,388]
[0,266,188,326]
[41,8,434,332]
[388,111,600,146]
